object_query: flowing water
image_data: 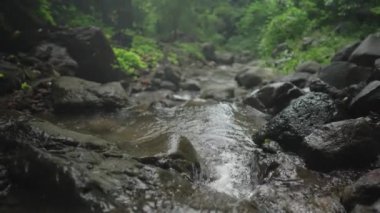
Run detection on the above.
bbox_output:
[52,101,265,200]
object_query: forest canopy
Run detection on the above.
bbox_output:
[33,0,380,73]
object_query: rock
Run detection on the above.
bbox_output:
[162,65,181,85]
[331,42,360,62]
[280,72,316,88]
[200,85,235,101]
[342,169,380,211]
[160,81,178,91]
[349,33,380,67]
[135,135,201,179]
[318,62,372,89]
[0,60,25,95]
[250,149,349,213]
[215,52,235,65]
[201,43,216,61]
[295,61,322,74]
[51,76,128,112]
[235,67,264,89]
[49,27,126,83]
[303,117,380,170]
[253,92,338,151]
[33,43,78,76]
[376,58,380,70]
[350,81,380,117]
[180,79,201,91]
[243,82,303,115]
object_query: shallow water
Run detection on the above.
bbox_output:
[51,101,261,199]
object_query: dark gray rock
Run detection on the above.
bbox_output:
[350,81,380,117]
[318,62,372,89]
[250,148,349,212]
[349,33,380,67]
[180,79,201,91]
[34,43,78,76]
[280,72,316,88]
[303,117,380,170]
[376,58,380,70]
[331,42,360,62]
[235,68,263,89]
[160,80,178,91]
[201,43,216,61]
[0,60,25,95]
[342,169,380,211]
[295,61,322,74]
[253,92,338,152]
[244,82,303,115]
[215,52,235,65]
[200,85,235,101]
[49,27,126,83]
[51,76,128,112]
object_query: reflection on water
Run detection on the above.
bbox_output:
[51,102,260,199]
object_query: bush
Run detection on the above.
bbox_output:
[259,7,311,56]
[131,36,164,67]
[37,0,55,25]
[176,43,204,60]
[113,48,147,75]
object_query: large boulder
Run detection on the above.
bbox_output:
[303,117,380,170]
[49,27,126,83]
[349,33,380,67]
[33,43,78,76]
[201,43,216,61]
[350,81,380,117]
[342,169,380,211]
[244,82,303,115]
[253,92,338,151]
[51,76,128,112]
[318,62,372,89]
[280,72,316,88]
[331,42,360,62]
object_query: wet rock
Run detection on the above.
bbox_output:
[253,92,338,152]
[295,61,322,74]
[0,60,25,95]
[136,135,201,179]
[200,85,235,101]
[244,82,303,115]
[51,76,128,112]
[250,148,349,213]
[180,79,201,91]
[375,58,380,70]
[331,42,360,62]
[280,72,316,88]
[235,67,264,89]
[303,117,380,171]
[349,33,380,67]
[49,27,126,83]
[33,43,78,76]
[342,169,380,211]
[318,62,372,89]
[350,81,380,117]
[214,52,235,65]
[201,43,216,61]
[159,81,178,91]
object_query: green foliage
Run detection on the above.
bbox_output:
[0,73,4,78]
[21,82,31,91]
[131,36,164,67]
[176,43,204,60]
[168,52,179,65]
[37,0,55,25]
[113,48,147,75]
[274,29,357,74]
[259,7,311,56]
